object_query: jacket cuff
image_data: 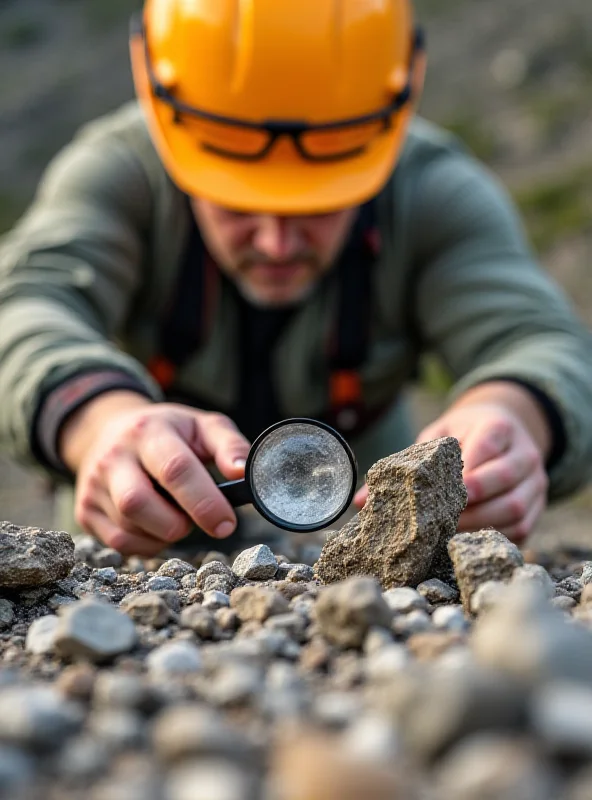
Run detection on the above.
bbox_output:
[33,370,155,476]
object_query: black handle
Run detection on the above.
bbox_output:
[151,477,253,510]
[218,478,253,508]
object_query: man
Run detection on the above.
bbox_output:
[0,0,591,557]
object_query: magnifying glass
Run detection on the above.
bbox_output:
[217,418,357,532]
[153,418,357,532]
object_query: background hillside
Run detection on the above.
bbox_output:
[0,0,591,547]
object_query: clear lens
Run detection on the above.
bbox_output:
[249,422,354,528]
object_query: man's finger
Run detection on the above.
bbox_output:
[459,417,513,474]
[353,484,369,509]
[140,430,237,539]
[463,447,539,504]
[192,412,251,479]
[78,507,167,557]
[502,494,546,543]
[458,470,543,532]
[107,458,191,544]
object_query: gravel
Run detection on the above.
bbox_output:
[1,452,592,797]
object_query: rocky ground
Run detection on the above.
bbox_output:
[0,439,592,799]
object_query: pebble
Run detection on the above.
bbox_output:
[0,686,84,749]
[203,574,235,594]
[147,641,202,677]
[122,593,174,628]
[315,577,392,648]
[0,521,75,588]
[25,615,59,655]
[94,566,118,584]
[392,609,432,637]
[432,604,470,633]
[206,663,263,708]
[417,578,459,605]
[56,663,97,702]
[88,708,145,749]
[531,682,592,756]
[363,626,395,655]
[383,587,428,614]
[232,544,278,580]
[166,761,254,800]
[0,599,14,630]
[231,586,289,622]
[511,563,555,598]
[448,529,524,610]
[93,671,150,710]
[180,606,216,638]
[365,644,409,682]
[581,562,592,585]
[195,561,234,589]
[157,559,195,579]
[469,580,508,615]
[54,600,138,662]
[146,575,178,592]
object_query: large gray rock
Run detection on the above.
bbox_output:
[472,582,592,685]
[54,600,138,662]
[448,530,524,610]
[314,438,466,588]
[0,521,75,588]
[315,577,392,649]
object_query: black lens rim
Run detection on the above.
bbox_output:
[245,417,358,533]
[131,13,425,163]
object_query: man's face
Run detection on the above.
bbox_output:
[191,198,357,307]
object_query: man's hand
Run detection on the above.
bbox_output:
[59,391,250,556]
[354,382,552,543]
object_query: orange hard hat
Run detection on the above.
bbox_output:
[130,0,425,215]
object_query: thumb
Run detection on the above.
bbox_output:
[353,483,369,509]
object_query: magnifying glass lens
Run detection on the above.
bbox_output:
[250,422,354,527]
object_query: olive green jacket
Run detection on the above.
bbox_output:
[1,101,591,499]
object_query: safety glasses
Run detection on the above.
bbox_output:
[131,14,425,163]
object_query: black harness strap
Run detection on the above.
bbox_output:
[149,200,382,437]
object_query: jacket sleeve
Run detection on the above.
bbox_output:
[0,121,164,471]
[409,149,592,499]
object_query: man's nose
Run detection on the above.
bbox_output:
[252,216,303,261]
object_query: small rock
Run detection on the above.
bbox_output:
[123,593,174,628]
[417,578,459,605]
[511,564,555,598]
[157,559,195,579]
[94,567,118,584]
[207,663,263,708]
[448,529,524,610]
[552,595,576,611]
[0,521,75,588]
[55,600,138,662]
[57,734,110,781]
[93,548,123,569]
[0,686,83,749]
[0,745,35,794]
[202,590,231,610]
[383,587,428,614]
[286,564,315,582]
[93,671,150,710]
[147,641,202,677]
[195,561,234,589]
[470,580,508,615]
[203,574,235,594]
[25,615,59,655]
[314,691,364,729]
[232,544,278,580]
[231,586,289,623]
[435,733,558,800]
[581,562,592,585]
[392,609,432,638]
[407,630,465,662]
[88,708,145,748]
[56,663,97,702]
[315,438,466,588]
[180,606,216,639]
[152,704,253,763]
[215,607,239,632]
[365,645,409,682]
[0,599,14,630]
[299,637,334,672]
[555,575,582,601]
[315,577,392,648]
[432,605,470,633]
[74,535,101,563]
[146,575,178,592]
[166,761,254,800]
[531,682,592,756]
[364,626,395,655]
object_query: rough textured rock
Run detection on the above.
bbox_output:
[448,529,524,610]
[0,521,75,588]
[315,577,392,648]
[230,586,289,623]
[232,545,278,581]
[122,593,175,628]
[54,600,138,663]
[314,438,466,588]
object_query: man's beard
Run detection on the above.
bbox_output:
[232,272,319,308]
[232,251,324,308]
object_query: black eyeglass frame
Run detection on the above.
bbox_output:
[131,13,425,163]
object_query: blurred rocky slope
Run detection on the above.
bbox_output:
[0,0,591,542]
[1,0,591,319]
